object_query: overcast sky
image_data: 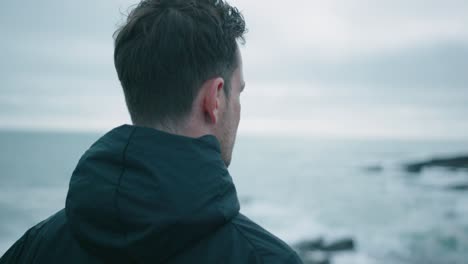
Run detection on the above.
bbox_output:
[1,0,467,139]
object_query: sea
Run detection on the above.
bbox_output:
[0,130,467,264]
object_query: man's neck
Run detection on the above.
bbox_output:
[148,118,212,139]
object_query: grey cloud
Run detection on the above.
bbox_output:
[1,0,136,39]
[245,41,468,100]
[1,0,467,137]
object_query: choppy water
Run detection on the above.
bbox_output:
[1,130,467,264]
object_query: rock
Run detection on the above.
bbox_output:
[322,238,355,252]
[404,155,468,173]
[295,237,356,264]
[405,163,425,173]
[295,238,324,252]
[295,237,355,252]
[363,165,384,173]
[447,183,468,191]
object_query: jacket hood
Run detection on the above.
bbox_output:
[65,125,240,263]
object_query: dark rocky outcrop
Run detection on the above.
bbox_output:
[322,238,355,252]
[446,184,468,191]
[294,237,355,264]
[363,165,384,173]
[295,238,325,252]
[295,237,355,252]
[404,155,468,173]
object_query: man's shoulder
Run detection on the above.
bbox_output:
[1,210,99,264]
[227,213,303,263]
[0,210,66,263]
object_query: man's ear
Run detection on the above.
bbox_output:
[202,77,224,124]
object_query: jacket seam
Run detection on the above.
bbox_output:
[114,127,137,257]
[229,220,265,264]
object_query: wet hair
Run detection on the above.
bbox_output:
[113,0,246,126]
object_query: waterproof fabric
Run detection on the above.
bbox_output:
[1,125,302,264]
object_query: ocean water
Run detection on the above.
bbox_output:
[0,130,467,264]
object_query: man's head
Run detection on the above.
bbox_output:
[114,0,246,167]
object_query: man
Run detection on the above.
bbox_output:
[1,0,303,263]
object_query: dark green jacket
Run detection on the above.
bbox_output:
[1,125,302,264]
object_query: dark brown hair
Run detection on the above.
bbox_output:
[114,0,246,126]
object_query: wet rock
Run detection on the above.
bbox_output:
[363,165,384,173]
[322,238,355,252]
[295,238,324,252]
[446,183,468,191]
[295,237,356,263]
[295,237,355,253]
[404,155,468,173]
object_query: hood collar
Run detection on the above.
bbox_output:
[66,125,240,263]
